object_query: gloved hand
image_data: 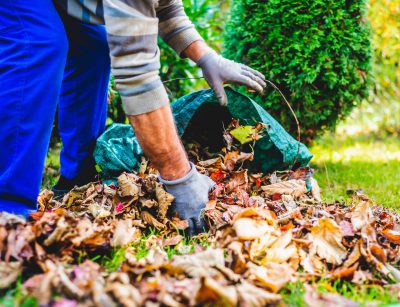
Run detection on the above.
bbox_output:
[197,51,267,106]
[159,163,215,236]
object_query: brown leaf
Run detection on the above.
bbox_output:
[351,201,373,231]
[225,170,248,193]
[224,151,253,172]
[261,179,307,198]
[141,211,165,230]
[227,241,247,274]
[0,261,22,289]
[155,182,174,220]
[233,218,273,241]
[169,249,225,278]
[310,177,322,201]
[236,280,281,306]
[382,229,400,244]
[250,230,297,265]
[44,216,69,246]
[198,157,224,169]
[105,272,143,307]
[304,284,358,307]
[170,217,189,230]
[196,277,238,306]
[163,235,184,247]
[37,190,54,212]
[118,173,141,197]
[111,219,141,248]
[307,218,347,265]
[246,262,294,292]
[339,220,355,237]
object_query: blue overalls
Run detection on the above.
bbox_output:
[0,0,110,215]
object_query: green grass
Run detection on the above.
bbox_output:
[41,143,61,190]
[311,133,400,209]
[281,280,399,306]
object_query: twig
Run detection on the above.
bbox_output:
[263,80,301,170]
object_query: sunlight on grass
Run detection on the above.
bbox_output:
[311,133,400,209]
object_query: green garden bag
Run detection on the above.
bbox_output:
[94,87,313,178]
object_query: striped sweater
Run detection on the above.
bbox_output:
[55,0,203,115]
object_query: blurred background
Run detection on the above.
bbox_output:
[44,0,400,208]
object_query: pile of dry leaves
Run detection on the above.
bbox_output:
[0,120,399,306]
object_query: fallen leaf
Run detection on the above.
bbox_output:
[0,261,22,289]
[304,284,358,307]
[382,229,400,244]
[307,218,347,265]
[246,262,293,292]
[262,179,307,198]
[118,173,141,197]
[141,211,165,230]
[351,201,373,231]
[236,280,282,306]
[155,183,174,220]
[111,219,140,247]
[196,277,238,306]
[233,218,273,240]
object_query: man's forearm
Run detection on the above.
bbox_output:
[128,105,190,180]
[183,40,213,63]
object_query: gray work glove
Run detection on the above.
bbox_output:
[197,51,267,106]
[159,163,215,236]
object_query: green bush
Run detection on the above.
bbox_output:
[224,0,372,142]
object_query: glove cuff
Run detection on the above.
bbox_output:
[159,162,197,186]
[196,51,218,66]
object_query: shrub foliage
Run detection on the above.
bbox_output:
[224,0,372,141]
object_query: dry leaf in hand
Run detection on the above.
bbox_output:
[262,179,307,198]
[307,218,347,265]
[155,183,174,220]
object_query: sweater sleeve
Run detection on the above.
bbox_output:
[102,0,169,115]
[156,0,204,55]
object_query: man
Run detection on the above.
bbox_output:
[0,0,266,234]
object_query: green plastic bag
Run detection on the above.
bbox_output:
[94,88,313,178]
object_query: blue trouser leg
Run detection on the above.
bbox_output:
[58,12,111,182]
[0,0,68,214]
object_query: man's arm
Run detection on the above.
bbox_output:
[156,0,266,105]
[102,0,264,234]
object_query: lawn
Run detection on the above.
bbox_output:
[311,132,400,210]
